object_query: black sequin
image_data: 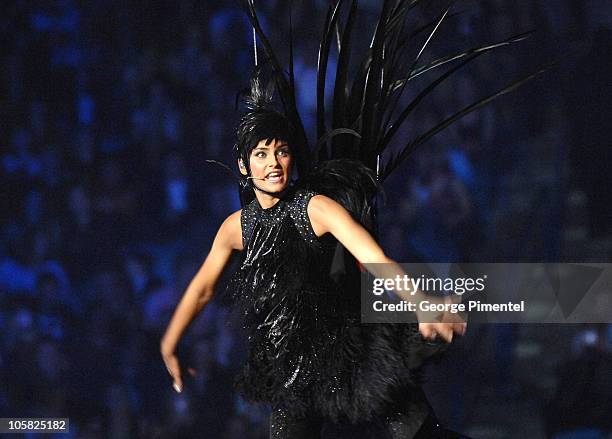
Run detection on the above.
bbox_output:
[226,188,448,424]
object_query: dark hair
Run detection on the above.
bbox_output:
[232,73,302,205]
[233,108,294,167]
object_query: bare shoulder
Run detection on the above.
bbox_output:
[307,194,351,236]
[217,209,243,250]
[223,209,242,226]
[307,194,343,217]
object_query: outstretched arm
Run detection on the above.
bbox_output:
[160,210,243,392]
[308,195,466,342]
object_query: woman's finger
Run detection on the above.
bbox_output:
[453,322,467,335]
[172,372,183,393]
[173,381,183,393]
[439,326,453,343]
[420,324,438,342]
[163,355,183,393]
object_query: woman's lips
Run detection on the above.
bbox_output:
[266,171,284,183]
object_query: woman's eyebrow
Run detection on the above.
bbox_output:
[254,144,288,151]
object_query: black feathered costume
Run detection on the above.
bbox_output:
[218,1,551,437]
[228,185,445,418]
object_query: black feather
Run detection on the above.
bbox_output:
[300,159,381,231]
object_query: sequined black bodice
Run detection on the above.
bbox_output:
[238,189,337,299]
[226,188,445,424]
[240,189,326,248]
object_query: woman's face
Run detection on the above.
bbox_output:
[241,138,292,193]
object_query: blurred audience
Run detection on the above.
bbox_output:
[0,1,609,438]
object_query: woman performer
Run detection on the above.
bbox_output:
[160,88,468,437]
[162,1,544,436]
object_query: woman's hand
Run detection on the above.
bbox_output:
[161,347,183,393]
[161,345,200,393]
[416,295,467,343]
[418,316,467,343]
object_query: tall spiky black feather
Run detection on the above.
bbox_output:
[240,0,311,179]
[234,73,278,164]
[237,0,557,214]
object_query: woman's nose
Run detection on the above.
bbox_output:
[268,154,280,167]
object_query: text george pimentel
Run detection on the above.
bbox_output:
[372,300,525,313]
[370,275,524,313]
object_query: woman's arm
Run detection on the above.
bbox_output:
[160,210,243,391]
[308,195,388,264]
[308,195,466,342]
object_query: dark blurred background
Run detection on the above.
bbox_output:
[1,0,611,438]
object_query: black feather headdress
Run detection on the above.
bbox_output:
[238,0,557,183]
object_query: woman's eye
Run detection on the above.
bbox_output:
[278,150,290,157]
[255,151,266,158]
